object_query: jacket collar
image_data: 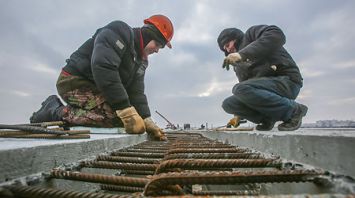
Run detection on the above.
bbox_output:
[133,28,148,61]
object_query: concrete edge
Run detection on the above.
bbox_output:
[197,131,355,178]
[0,134,147,183]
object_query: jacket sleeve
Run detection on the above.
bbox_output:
[126,64,151,119]
[238,25,286,61]
[91,28,131,110]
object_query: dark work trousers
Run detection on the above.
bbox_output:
[222,76,301,124]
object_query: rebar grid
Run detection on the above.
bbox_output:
[4,132,333,197]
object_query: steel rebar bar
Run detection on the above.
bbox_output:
[155,159,282,174]
[80,161,157,171]
[6,185,131,198]
[0,124,66,135]
[144,169,324,196]
[50,169,148,187]
[96,155,160,164]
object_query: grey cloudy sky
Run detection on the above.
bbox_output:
[1,0,355,128]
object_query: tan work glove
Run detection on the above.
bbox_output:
[224,52,242,66]
[116,107,145,134]
[226,115,241,128]
[144,117,167,141]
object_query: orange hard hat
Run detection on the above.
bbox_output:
[144,14,174,48]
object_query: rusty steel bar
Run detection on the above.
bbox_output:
[159,194,355,198]
[0,131,35,136]
[131,146,169,150]
[62,130,90,135]
[120,170,155,175]
[133,143,170,147]
[23,121,66,127]
[137,140,170,144]
[50,169,148,187]
[164,153,264,160]
[192,189,260,196]
[0,133,90,139]
[155,159,282,174]
[80,160,157,171]
[6,185,129,198]
[0,124,66,135]
[96,155,160,164]
[132,145,169,149]
[171,144,235,148]
[100,184,144,192]
[144,169,324,196]
[111,151,164,158]
[167,132,204,136]
[171,142,231,146]
[121,148,167,153]
[167,148,249,154]
[0,129,90,135]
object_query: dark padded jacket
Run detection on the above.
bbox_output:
[233,25,303,86]
[62,21,151,118]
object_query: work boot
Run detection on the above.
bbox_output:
[256,120,276,131]
[30,95,65,123]
[278,103,308,131]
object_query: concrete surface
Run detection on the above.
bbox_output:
[0,127,146,183]
[197,128,355,178]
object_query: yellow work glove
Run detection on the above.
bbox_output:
[144,117,167,141]
[226,115,241,128]
[224,52,242,66]
[116,107,145,134]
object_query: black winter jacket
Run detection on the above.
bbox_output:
[233,25,303,86]
[63,21,151,118]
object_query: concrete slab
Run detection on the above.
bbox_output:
[197,128,355,178]
[0,127,146,183]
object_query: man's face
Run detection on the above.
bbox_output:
[223,40,237,54]
[144,40,163,56]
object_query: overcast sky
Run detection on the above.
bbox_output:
[1,0,355,128]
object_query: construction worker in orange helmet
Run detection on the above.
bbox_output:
[30,14,174,141]
[144,14,174,49]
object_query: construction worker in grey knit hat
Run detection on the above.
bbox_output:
[217,25,308,131]
[30,15,174,141]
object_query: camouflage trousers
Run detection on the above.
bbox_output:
[56,70,123,127]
